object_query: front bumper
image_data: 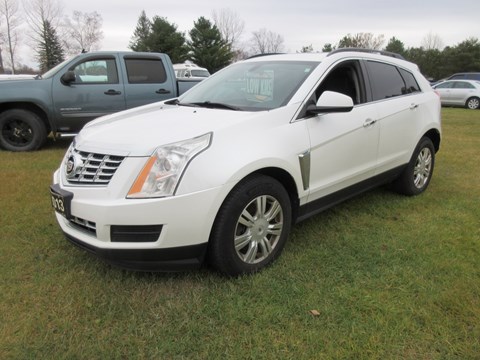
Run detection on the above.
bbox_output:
[65,232,208,271]
[51,164,229,271]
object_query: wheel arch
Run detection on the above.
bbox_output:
[423,128,441,153]
[0,102,52,134]
[233,167,300,224]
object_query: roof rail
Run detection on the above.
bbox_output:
[247,53,285,59]
[328,48,405,60]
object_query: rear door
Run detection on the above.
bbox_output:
[52,55,126,133]
[364,60,426,173]
[121,55,177,109]
[450,81,476,105]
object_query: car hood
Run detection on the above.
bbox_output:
[74,103,268,156]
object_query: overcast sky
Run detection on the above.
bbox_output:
[19,0,479,67]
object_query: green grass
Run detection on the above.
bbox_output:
[1,108,479,359]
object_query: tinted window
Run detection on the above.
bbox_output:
[366,61,405,100]
[453,81,474,89]
[399,68,420,93]
[435,82,454,89]
[72,58,118,84]
[125,58,167,84]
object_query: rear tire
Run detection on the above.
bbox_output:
[466,97,480,110]
[208,175,292,276]
[392,137,435,196]
[0,109,47,151]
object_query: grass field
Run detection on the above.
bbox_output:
[1,108,479,359]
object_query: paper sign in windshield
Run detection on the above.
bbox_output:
[245,70,274,102]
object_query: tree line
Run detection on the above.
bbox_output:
[1,1,478,81]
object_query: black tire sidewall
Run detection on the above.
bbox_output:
[208,175,292,276]
[395,137,435,196]
[466,97,480,110]
[0,109,47,151]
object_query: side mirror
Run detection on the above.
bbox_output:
[307,91,354,115]
[61,70,76,85]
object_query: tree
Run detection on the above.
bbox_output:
[129,10,151,52]
[212,8,245,61]
[299,44,314,53]
[384,37,406,57]
[0,0,21,73]
[135,16,188,63]
[187,16,233,73]
[338,33,384,49]
[439,37,480,77]
[37,19,64,71]
[250,28,284,54]
[421,32,443,50]
[322,43,334,52]
[63,10,103,55]
[211,8,244,49]
[23,0,64,68]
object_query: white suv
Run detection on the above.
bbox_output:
[51,50,441,276]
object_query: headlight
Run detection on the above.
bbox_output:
[127,133,212,198]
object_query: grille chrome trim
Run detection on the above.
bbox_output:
[65,148,125,185]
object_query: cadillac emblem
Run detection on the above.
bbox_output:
[65,151,83,179]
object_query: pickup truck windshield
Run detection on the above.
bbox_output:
[179,61,319,111]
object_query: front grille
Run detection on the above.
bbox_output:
[65,148,125,185]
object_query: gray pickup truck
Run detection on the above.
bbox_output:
[0,51,201,151]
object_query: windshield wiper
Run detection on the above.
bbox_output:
[165,99,241,111]
[190,101,241,111]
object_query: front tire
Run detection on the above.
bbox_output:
[392,137,435,196]
[0,109,47,151]
[466,97,480,110]
[208,175,292,276]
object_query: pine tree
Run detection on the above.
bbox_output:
[188,17,233,73]
[37,20,65,72]
[147,16,188,63]
[129,10,152,52]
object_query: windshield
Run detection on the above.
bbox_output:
[179,60,319,111]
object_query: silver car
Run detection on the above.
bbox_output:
[433,80,480,109]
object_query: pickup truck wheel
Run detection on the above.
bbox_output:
[208,175,292,276]
[0,109,47,151]
[392,137,435,196]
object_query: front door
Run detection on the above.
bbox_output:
[52,56,126,134]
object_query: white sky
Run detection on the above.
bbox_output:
[17,0,480,68]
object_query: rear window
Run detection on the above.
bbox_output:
[366,61,420,100]
[125,58,167,84]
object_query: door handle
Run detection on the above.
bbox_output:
[104,89,122,95]
[410,103,419,110]
[156,89,171,94]
[363,118,377,128]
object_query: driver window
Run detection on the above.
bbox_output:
[315,61,364,105]
[72,59,119,84]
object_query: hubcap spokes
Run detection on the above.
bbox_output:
[234,195,284,264]
[413,148,432,188]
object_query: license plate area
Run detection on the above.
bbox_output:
[50,184,73,220]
